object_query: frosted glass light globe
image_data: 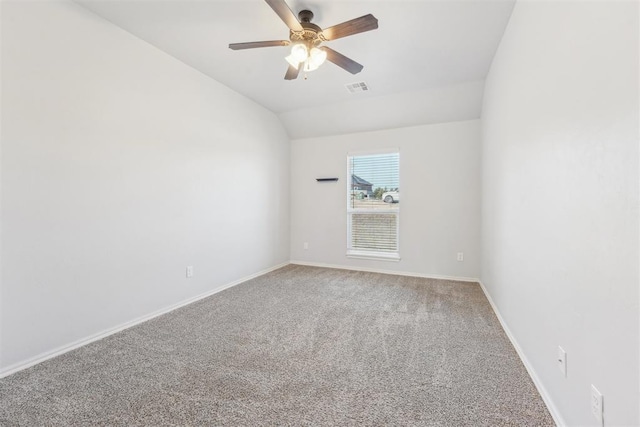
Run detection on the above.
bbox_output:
[304,48,327,72]
[290,44,308,62]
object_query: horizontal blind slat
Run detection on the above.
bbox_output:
[350,213,397,252]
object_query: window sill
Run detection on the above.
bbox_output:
[346,251,401,262]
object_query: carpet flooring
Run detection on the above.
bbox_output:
[0,265,554,426]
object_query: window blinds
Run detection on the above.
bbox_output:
[347,152,400,257]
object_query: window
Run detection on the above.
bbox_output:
[347,151,400,260]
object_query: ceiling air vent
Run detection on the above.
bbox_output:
[345,82,369,94]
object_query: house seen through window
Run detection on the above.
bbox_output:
[347,151,400,260]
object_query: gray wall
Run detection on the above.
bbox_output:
[0,1,290,371]
[290,120,481,280]
[481,1,639,425]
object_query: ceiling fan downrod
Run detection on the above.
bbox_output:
[298,10,313,23]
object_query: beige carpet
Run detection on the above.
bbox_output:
[0,265,554,426]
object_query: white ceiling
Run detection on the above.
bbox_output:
[76,0,515,139]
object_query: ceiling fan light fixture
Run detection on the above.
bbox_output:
[309,47,327,67]
[303,59,318,72]
[290,43,308,62]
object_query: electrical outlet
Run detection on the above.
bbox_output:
[303,242,309,250]
[186,266,194,278]
[557,346,567,377]
[456,252,464,262]
[591,384,603,425]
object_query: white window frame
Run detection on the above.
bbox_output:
[346,150,400,261]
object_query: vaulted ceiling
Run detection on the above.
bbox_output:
[76,0,515,139]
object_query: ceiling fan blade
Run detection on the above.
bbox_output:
[284,63,302,80]
[321,47,364,74]
[321,14,378,41]
[229,40,290,50]
[265,0,304,32]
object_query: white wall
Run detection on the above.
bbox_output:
[290,120,481,280]
[0,1,290,371]
[0,1,3,372]
[481,1,639,426]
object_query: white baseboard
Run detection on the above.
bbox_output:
[0,262,289,379]
[477,280,565,427]
[290,260,480,283]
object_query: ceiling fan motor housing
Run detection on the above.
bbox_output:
[290,10,325,46]
[298,10,313,23]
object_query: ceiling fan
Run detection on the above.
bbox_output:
[229,0,378,80]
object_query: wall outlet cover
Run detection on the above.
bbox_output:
[591,384,603,425]
[557,346,567,377]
